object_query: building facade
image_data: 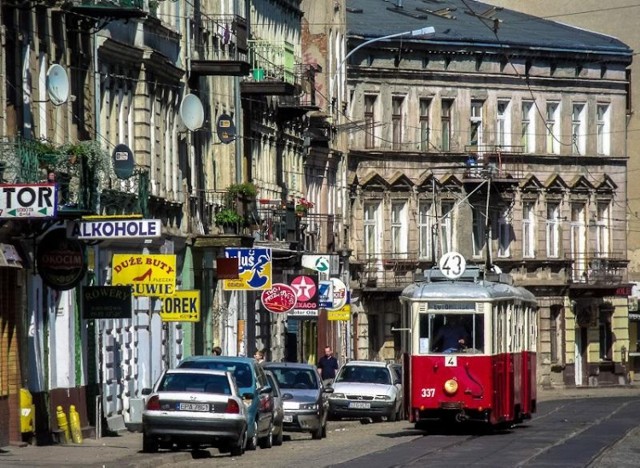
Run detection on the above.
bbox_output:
[342,0,632,387]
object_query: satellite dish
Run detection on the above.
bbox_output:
[46,64,70,105]
[179,94,205,131]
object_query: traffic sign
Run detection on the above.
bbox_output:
[160,290,200,322]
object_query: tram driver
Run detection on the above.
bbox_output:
[433,315,469,353]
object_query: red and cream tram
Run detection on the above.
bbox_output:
[398,254,537,429]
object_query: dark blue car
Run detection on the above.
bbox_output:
[178,356,275,450]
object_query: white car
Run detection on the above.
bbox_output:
[328,360,403,422]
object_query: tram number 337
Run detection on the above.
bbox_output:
[421,388,436,398]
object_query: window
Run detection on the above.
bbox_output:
[572,103,586,155]
[596,201,610,257]
[472,204,485,258]
[440,201,455,254]
[364,95,377,149]
[418,200,433,260]
[496,100,511,147]
[497,209,511,257]
[522,201,536,258]
[419,98,431,151]
[521,100,535,153]
[546,102,560,154]
[570,202,587,281]
[550,305,563,363]
[441,99,453,151]
[597,104,611,155]
[546,202,561,258]
[469,100,483,147]
[391,201,407,258]
[392,96,404,150]
[364,201,381,257]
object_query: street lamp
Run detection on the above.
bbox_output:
[331,26,436,99]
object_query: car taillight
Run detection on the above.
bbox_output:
[226,399,241,414]
[146,396,161,411]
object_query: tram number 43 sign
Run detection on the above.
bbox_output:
[160,290,200,322]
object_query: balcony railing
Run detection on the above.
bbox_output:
[464,145,525,180]
[571,253,628,285]
[351,252,425,289]
[246,40,300,85]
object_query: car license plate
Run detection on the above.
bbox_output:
[283,415,293,423]
[178,402,210,412]
[348,402,371,409]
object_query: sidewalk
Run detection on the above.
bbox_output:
[2,386,640,467]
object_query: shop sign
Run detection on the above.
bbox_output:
[82,286,132,320]
[328,278,348,311]
[261,283,297,314]
[318,280,333,308]
[328,306,351,321]
[290,274,318,315]
[301,254,339,275]
[160,290,200,322]
[111,254,176,287]
[0,183,57,218]
[36,228,87,290]
[67,219,161,240]
[222,248,272,291]
[132,283,175,298]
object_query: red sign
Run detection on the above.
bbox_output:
[261,283,296,314]
[290,274,318,313]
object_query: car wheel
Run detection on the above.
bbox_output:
[273,421,284,446]
[246,420,258,451]
[259,422,273,449]
[312,423,323,440]
[142,433,158,453]
[230,430,246,457]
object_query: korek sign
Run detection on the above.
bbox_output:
[261,283,296,314]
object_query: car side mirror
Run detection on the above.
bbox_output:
[141,388,152,396]
[259,385,272,395]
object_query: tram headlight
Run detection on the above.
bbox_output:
[443,379,459,395]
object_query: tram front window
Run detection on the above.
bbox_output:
[419,313,484,354]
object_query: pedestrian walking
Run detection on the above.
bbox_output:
[317,346,339,385]
[212,346,222,356]
[254,349,266,364]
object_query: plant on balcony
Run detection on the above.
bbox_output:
[295,197,314,216]
[215,207,243,226]
[226,181,258,202]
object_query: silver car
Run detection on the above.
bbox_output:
[328,361,403,422]
[264,370,285,445]
[142,368,247,456]
[263,362,332,439]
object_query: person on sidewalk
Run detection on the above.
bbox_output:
[317,346,339,385]
[212,346,222,356]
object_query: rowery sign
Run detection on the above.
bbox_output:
[0,183,57,218]
[67,219,161,240]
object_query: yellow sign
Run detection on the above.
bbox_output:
[111,254,176,287]
[328,305,351,321]
[222,248,272,291]
[132,283,175,298]
[160,290,200,322]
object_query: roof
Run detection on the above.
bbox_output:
[342,360,388,367]
[346,0,632,57]
[179,355,257,365]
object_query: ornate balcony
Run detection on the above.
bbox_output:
[64,0,147,20]
[190,15,250,77]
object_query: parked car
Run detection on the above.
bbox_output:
[177,356,274,450]
[141,368,247,456]
[264,369,284,445]
[262,362,332,439]
[327,360,403,422]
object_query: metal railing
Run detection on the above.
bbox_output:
[247,40,300,85]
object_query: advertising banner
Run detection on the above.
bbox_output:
[111,254,176,288]
[222,248,272,291]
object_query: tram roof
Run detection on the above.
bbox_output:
[399,276,536,303]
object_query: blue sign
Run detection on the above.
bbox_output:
[223,248,272,291]
[318,280,333,308]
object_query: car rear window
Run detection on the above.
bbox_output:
[268,368,318,390]
[159,373,231,394]
[336,366,390,385]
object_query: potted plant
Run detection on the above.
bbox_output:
[295,197,314,217]
[226,182,257,201]
[215,208,243,233]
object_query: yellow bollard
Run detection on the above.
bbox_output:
[69,405,83,444]
[55,406,71,444]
